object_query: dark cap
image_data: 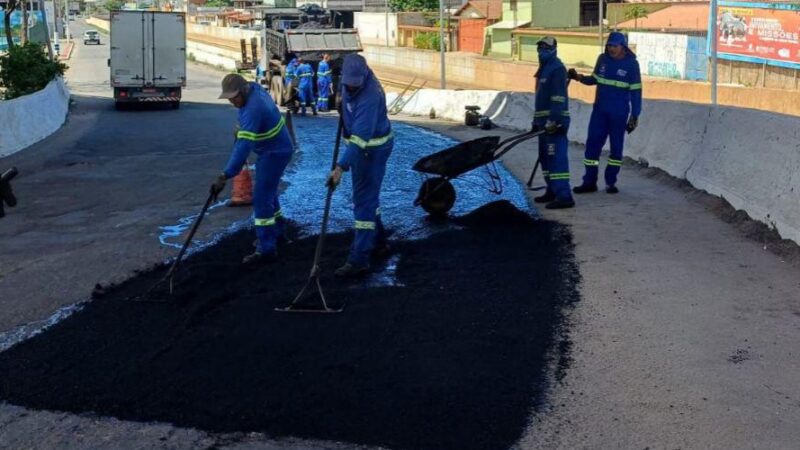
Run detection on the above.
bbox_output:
[342,54,368,88]
[536,36,557,49]
[219,73,249,99]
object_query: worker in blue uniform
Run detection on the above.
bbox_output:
[284,58,298,89]
[569,31,642,194]
[295,58,317,116]
[326,54,393,278]
[212,74,295,265]
[316,54,333,112]
[531,36,574,209]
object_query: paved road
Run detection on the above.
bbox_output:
[2,20,800,449]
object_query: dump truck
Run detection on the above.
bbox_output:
[258,7,362,110]
[109,10,187,109]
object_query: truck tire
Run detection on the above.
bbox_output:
[171,101,180,110]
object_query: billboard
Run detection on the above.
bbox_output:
[710,1,800,70]
[0,11,49,51]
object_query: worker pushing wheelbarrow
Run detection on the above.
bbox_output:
[412,129,546,216]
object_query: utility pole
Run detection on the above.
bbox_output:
[384,0,389,46]
[710,0,718,106]
[439,0,445,89]
[598,0,604,51]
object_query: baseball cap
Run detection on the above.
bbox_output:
[219,73,248,99]
[341,54,368,88]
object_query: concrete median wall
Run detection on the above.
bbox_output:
[0,78,71,158]
[393,89,800,244]
[187,41,238,71]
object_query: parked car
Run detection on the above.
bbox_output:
[83,30,100,45]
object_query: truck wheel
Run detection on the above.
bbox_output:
[114,102,125,111]
[172,101,180,110]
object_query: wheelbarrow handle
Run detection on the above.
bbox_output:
[493,129,546,160]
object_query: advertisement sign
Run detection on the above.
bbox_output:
[0,11,49,51]
[710,1,800,69]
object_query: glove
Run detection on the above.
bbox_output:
[567,68,581,82]
[326,166,343,190]
[626,116,638,134]
[530,121,540,133]
[544,120,559,134]
[210,173,227,200]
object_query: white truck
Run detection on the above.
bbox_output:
[109,10,187,109]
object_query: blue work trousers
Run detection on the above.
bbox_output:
[538,132,572,201]
[253,150,292,254]
[317,79,330,111]
[349,141,393,266]
[298,84,315,114]
[583,108,628,187]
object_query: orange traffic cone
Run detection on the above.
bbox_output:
[228,164,253,207]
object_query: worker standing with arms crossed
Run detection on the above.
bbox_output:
[531,36,574,210]
[295,58,317,116]
[326,54,393,278]
[212,74,295,265]
[316,54,333,112]
[569,31,642,194]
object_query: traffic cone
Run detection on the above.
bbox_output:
[228,164,253,207]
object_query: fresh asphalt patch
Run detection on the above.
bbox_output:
[0,201,581,449]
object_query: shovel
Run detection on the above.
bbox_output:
[275,117,344,314]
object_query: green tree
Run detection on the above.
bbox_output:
[4,0,20,49]
[389,0,438,12]
[0,41,67,99]
[205,0,233,7]
[105,0,125,11]
[624,5,648,30]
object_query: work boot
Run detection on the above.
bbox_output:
[242,250,277,265]
[606,185,619,194]
[534,191,555,204]
[372,242,392,258]
[573,184,598,194]
[545,198,575,210]
[312,107,318,116]
[334,262,370,278]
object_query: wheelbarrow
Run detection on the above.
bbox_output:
[413,129,545,216]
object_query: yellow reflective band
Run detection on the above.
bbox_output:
[584,159,600,166]
[608,159,623,166]
[299,73,312,77]
[317,70,332,76]
[561,111,571,116]
[549,172,571,180]
[376,207,381,215]
[354,220,376,230]
[593,74,631,89]
[629,83,642,90]
[275,209,283,217]
[345,131,394,149]
[550,96,566,103]
[237,116,285,142]
[542,170,549,175]
[534,110,550,117]
[254,217,276,226]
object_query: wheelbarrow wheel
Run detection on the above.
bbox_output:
[417,177,456,216]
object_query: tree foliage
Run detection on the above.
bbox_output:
[624,5,648,29]
[0,42,67,100]
[205,0,233,7]
[389,0,438,12]
[105,0,125,11]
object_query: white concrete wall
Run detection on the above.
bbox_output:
[187,41,238,71]
[0,78,71,158]
[393,89,800,244]
[355,12,398,47]
[186,23,260,41]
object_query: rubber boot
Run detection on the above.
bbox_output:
[545,198,576,210]
[334,262,370,278]
[242,250,278,265]
[312,105,318,116]
[534,191,555,204]
[606,185,619,194]
[573,184,598,194]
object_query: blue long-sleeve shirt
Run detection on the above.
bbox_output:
[338,69,393,170]
[317,60,332,83]
[223,83,294,178]
[296,63,314,89]
[580,52,642,117]
[534,55,570,129]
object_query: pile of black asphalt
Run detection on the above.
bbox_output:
[0,201,580,450]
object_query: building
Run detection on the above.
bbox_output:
[454,0,502,53]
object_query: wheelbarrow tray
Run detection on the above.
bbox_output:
[412,136,501,178]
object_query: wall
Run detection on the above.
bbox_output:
[517,33,599,66]
[354,12,398,47]
[391,88,800,245]
[628,32,708,81]
[186,23,260,41]
[86,16,109,31]
[532,0,579,28]
[488,28,512,57]
[0,78,71,158]
[362,44,800,117]
[187,40,238,71]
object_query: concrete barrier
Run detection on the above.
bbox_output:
[391,88,800,244]
[187,41,238,71]
[0,78,71,158]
